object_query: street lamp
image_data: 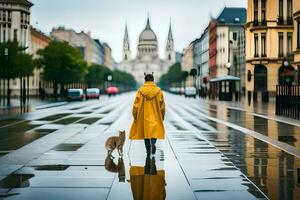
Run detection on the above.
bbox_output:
[225,62,231,75]
[4,48,8,58]
[282,60,289,85]
[107,75,112,87]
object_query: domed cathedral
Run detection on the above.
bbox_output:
[119,16,176,85]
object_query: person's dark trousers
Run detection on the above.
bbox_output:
[144,138,157,152]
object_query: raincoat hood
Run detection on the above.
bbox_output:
[139,82,161,100]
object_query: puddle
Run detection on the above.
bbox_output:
[0,151,10,157]
[55,117,82,125]
[38,113,70,121]
[98,122,113,126]
[0,118,22,127]
[34,165,69,171]
[52,143,83,151]
[76,118,101,125]
[0,174,34,188]
[0,132,46,151]
[0,121,41,151]
[31,128,57,134]
[79,111,93,114]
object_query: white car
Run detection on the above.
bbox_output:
[184,87,197,98]
[86,88,100,100]
[67,89,84,101]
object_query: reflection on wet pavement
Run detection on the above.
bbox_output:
[171,96,300,200]
[129,156,166,200]
[0,93,299,199]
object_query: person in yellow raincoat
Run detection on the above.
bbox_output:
[129,73,165,154]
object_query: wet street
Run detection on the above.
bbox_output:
[0,92,299,200]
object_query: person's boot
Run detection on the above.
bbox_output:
[144,139,151,155]
[151,143,156,155]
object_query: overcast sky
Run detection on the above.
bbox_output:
[30,0,247,62]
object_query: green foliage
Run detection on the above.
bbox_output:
[38,41,87,85]
[112,70,136,87]
[0,41,34,79]
[85,64,111,87]
[182,71,189,81]
[84,64,136,88]
[159,62,184,88]
[190,68,197,77]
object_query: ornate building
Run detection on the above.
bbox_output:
[118,17,176,85]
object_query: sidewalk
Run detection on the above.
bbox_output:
[197,96,300,125]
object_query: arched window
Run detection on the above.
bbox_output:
[254,65,267,91]
[278,65,295,85]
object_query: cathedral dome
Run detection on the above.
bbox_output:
[138,18,157,42]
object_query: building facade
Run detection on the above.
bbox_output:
[294,0,300,81]
[0,0,33,96]
[27,27,51,96]
[193,27,209,94]
[182,41,195,87]
[51,27,104,65]
[103,43,113,69]
[93,39,105,65]
[246,0,297,102]
[0,0,32,45]
[215,8,246,95]
[118,17,176,85]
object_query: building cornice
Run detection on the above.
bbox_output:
[246,56,294,64]
[0,0,33,7]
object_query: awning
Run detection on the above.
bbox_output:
[209,75,240,82]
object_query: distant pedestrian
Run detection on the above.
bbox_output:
[129,73,165,155]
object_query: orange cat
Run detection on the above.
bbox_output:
[105,130,126,158]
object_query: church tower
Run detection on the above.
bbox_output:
[165,22,175,63]
[123,23,131,61]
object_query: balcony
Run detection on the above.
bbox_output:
[277,16,284,25]
[278,52,284,58]
[287,17,293,25]
[252,20,267,27]
[277,16,293,26]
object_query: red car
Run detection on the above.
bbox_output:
[106,87,119,96]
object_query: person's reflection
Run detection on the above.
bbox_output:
[129,155,166,200]
[105,155,125,182]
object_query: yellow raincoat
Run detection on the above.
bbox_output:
[129,166,166,200]
[129,81,165,140]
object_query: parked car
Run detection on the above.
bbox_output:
[86,88,100,100]
[106,86,119,96]
[184,87,197,98]
[67,89,84,101]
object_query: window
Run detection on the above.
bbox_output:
[278,32,284,57]
[254,0,258,25]
[233,32,237,41]
[13,29,17,41]
[298,20,300,49]
[278,0,283,24]
[287,0,292,18]
[279,0,283,17]
[3,29,5,42]
[287,32,293,56]
[254,33,259,57]
[261,33,266,57]
[261,0,266,25]
[287,0,293,25]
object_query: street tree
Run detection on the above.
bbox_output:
[85,64,111,88]
[37,41,87,99]
[159,62,182,88]
[181,71,189,90]
[190,68,197,88]
[0,41,35,105]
